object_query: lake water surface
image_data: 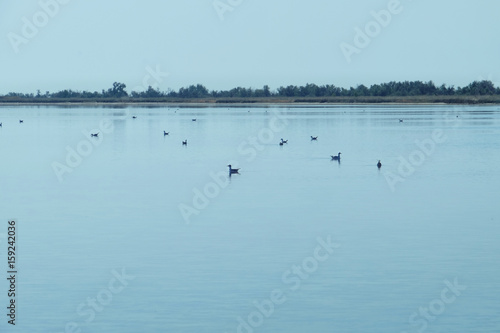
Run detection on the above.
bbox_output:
[0,104,499,332]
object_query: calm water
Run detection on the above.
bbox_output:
[0,104,499,332]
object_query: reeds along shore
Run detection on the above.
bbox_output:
[1,95,500,105]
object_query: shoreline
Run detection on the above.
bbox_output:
[0,102,454,107]
[1,95,500,107]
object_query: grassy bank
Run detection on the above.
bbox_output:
[1,95,500,105]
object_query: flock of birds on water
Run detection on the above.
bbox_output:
[2,114,386,175]
[142,114,384,175]
[230,136,383,175]
[145,114,385,175]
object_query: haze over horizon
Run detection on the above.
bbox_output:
[1,0,499,95]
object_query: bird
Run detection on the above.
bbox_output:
[331,152,341,161]
[228,165,240,174]
[280,138,288,144]
[163,131,169,136]
[91,133,99,137]
[192,118,197,121]
[311,136,318,141]
[19,120,23,123]
[132,116,137,119]
[377,160,382,168]
[0,122,2,127]
[399,119,403,123]
[182,140,187,145]
[279,141,284,146]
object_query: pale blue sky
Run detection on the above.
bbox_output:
[1,0,499,94]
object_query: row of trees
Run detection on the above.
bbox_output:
[2,80,499,100]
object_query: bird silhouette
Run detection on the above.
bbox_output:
[331,152,341,161]
[228,165,240,174]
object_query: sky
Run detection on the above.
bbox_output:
[1,0,499,94]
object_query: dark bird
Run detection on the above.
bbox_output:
[19,120,23,123]
[377,160,382,169]
[399,119,403,123]
[182,140,187,145]
[192,118,197,121]
[164,131,169,136]
[331,152,341,161]
[132,116,137,119]
[228,165,240,174]
[91,133,99,137]
[311,136,318,141]
[0,122,2,127]
[280,138,288,144]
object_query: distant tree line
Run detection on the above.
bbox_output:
[1,80,499,100]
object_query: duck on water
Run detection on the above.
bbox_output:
[331,152,341,161]
[228,165,240,174]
